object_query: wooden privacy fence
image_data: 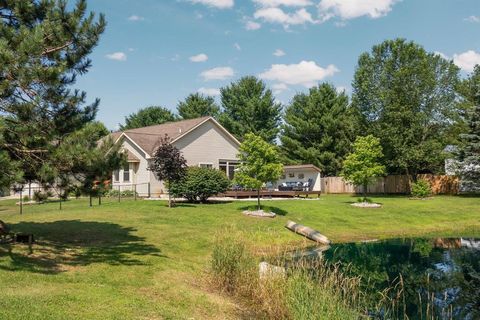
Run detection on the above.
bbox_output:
[321,175,459,195]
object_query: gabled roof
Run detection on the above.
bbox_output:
[113,117,240,158]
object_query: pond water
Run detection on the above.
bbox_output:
[319,238,480,319]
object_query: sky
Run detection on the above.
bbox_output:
[74,0,480,130]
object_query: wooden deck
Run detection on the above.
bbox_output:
[220,190,321,199]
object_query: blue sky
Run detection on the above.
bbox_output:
[75,0,480,130]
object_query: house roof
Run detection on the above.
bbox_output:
[113,117,240,157]
[283,164,322,172]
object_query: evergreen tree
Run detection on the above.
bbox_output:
[120,106,177,130]
[0,0,107,188]
[352,39,461,178]
[219,76,282,144]
[280,83,356,176]
[457,65,480,193]
[177,93,220,119]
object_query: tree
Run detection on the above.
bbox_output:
[148,135,187,207]
[457,65,480,193]
[280,83,357,176]
[120,106,176,130]
[177,93,220,119]
[235,133,283,210]
[52,122,125,203]
[352,39,461,178]
[219,76,282,144]
[169,167,230,203]
[0,0,106,189]
[341,135,385,201]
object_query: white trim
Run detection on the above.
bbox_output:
[171,117,241,147]
[198,162,214,168]
[115,132,151,159]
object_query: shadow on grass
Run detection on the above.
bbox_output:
[0,220,165,275]
[239,205,288,216]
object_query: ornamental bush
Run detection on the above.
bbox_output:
[411,179,432,198]
[169,167,230,203]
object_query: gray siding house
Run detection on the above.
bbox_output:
[111,117,241,197]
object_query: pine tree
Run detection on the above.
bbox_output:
[219,76,282,144]
[457,66,480,193]
[280,83,356,176]
[177,93,220,119]
[0,0,120,192]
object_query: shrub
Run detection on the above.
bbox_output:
[23,195,30,202]
[411,179,432,198]
[169,167,230,203]
[105,189,137,198]
[33,191,49,202]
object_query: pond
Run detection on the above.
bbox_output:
[318,238,480,320]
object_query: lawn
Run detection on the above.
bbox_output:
[0,195,479,319]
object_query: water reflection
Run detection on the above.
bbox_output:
[317,238,480,320]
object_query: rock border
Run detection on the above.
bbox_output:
[242,210,276,218]
[351,202,382,208]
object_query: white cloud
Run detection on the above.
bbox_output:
[128,15,145,21]
[464,15,480,23]
[259,60,338,87]
[254,7,317,26]
[336,86,347,93]
[453,50,480,72]
[273,49,286,56]
[234,43,241,50]
[105,52,127,61]
[189,53,209,62]
[188,0,234,9]
[200,66,235,80]
[253,0,312,7]
[245,20,262,30]
[434,51,449,60]
[198,87,221,96]
[318,0,399,21]
[272,83,288,94]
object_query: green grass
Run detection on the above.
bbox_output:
[0,195,479,319]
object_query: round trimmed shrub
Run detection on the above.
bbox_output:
[411,179,432,198]
[169,167,230,203]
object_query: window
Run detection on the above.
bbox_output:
[219,160,239,180]
[114,170,120,182]
[123,164,130,182]
[298,173,305,179]
[288,172,295,178]
[280,174,286,180]
[199,163,213,169]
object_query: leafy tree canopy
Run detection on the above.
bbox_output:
[148,135,187,207]
[219,76,282,144]
[235,133,283,209]
[341,135,386,200]
[120,106,177,130]
[280,83,357,176]
[177,93,220,120]
[352,38,461,176]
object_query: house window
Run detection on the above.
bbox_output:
[280,174,286,180]
[199,163,213,169]
[114,170,120,182]
[123,164,130,182]
[219,160,239,180]
[288,172,295,178]
[298,173,305,179]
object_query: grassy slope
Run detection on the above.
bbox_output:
[0,195,479,319]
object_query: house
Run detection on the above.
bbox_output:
[111,117,241,197]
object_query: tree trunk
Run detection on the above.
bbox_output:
[257,188,261,210]
[168,193,172,208]
[363,183,368,202]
